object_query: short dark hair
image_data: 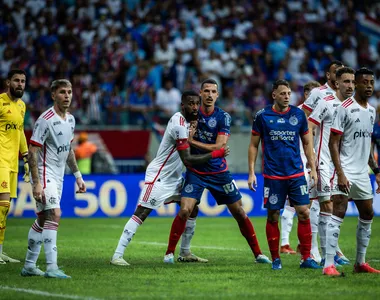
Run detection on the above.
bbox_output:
[7,69,26,80]
[272,79,290,91]
[325,60,344,73]
[303,81,320,93]
[181,90,199,103]
[336,67,355,79]
[200,78,218,90]
[355,67,374,80]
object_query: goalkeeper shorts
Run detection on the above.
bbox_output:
[0,168,17,198]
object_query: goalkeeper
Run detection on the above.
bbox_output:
[0,69,30,264]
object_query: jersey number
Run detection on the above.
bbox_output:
[223,182,235,194]
[300,185,308,196]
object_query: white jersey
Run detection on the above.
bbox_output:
[331,98,376,175]
[30,107,75,184]
[303,83,335,113]
[145,112,189,184]
[298,104,307,167]
[308,94,341,169]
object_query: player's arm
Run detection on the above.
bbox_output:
[189,133,228,151]
[248,134,260,191]
[178,145,228,167]
[28,144,41,186]
[301,131,317,188]
[67,147,86,193]
[369,141,380,193]
[329,131,349,193]
[19,129,30,182]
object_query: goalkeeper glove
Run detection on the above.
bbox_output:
[23,155,30,183]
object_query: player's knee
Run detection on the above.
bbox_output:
[359,209,374,221]
[296,206,309,220]
[189,205,199,218]
[267,210,280,222]
[44,209,61,223]
[178,207,191,220]
[319,200,332,213]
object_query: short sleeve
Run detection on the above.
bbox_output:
[30,117,50,147]
[303,88,321,112]
[170,116,189,150]
[218,112,231,136]
[308,100,327,126]
[251,109,264,136]
[331,105,346,135]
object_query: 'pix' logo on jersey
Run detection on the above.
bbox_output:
[5,122,22,131]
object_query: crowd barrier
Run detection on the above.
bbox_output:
[8,174,380,218]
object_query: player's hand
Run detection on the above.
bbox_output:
[375,173,380,194]
[224,146,230,157]
[248,173,257,191]
[337,173,350,194]
[23,157,30,183]
[76,177,86,193]
[33,182,45,203]
[309,169,317,189]
[188,121,197,142]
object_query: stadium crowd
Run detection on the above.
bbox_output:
[0,0,380,128]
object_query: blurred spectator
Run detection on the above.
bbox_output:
[83,82,103,125]
[245,87,268,123]
[128,85,153,128]
[155,78,181,124]
[74,132,98,175]
[105,86,126,125]
[369,90,380,112]
[219,86,246,126]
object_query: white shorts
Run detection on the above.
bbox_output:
[138,178,183,209]
[36,178,63,213]
[331,173,373,200]
[316,168,331,199]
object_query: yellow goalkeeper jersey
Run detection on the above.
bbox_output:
[0,93,28,172]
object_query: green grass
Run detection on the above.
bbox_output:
[2,217,380,299]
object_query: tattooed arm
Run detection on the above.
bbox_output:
[66,147,80,174]
[28,144,44,202]
[369,141,379,172]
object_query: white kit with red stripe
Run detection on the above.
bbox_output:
[302,83,335,113]
[30,107,75,185]
[137,112,190,209]
[331,97,376,176]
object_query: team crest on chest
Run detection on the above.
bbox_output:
[208,117,217,128]
[289,115,298,126]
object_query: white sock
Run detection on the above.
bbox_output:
[24,220,43,269]
[318,212,331,258]
[43,221,59,272]
[356,218,372,265]
[310,201,320,253]
[113,215,142,260]
[180,218,196,256]
[280,206,295,246]
[0,244,2,254]
[325,215,343,267]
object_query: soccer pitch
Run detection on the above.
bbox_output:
[2,217,380,299]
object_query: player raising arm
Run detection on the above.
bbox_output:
[248,79,320,270]
[21,79,86,279]
[110,91,229,266]
[325,68,380,276]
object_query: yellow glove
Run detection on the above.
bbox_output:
[23,155,30,183]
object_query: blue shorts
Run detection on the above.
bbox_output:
[181,170,242,205]
[264,176,310,210]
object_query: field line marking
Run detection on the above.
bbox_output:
[0,286,103,300]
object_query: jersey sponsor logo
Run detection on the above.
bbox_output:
[371,116,374,125]
[49,197,57,204]
[333,103,339,107]
[351,108,360,113]
[353,129,371,140]
[5,122,23,131]
[57,143,70,154]
[1,181,7,189]
[184,184,193,193]
[53,121,61,126]
[253,108,265,121]
[269,130,296,141]
[268,194,278,204]
[224,113,231,126]
[311,97,321,108]
[40,128,48,140]
[208,117,217,128]
[318,107,328,120]
[289,115,298,126]
[277,118,285,124]
[2,103,10,106]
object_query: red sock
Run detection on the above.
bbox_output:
[298,218,312,261]
[266,220,280,260]
[239,217,262,258]
[166,215,187,255]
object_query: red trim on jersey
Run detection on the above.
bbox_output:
[179,116,185,127]
[43,145,47,189]
[342,99,353,108]
[302,129,309,136]
[330,169,336,184]
[263,172,305,180]
[30,140,43,147]
[324,95,335,101]
[309,117,320,126]
[176,140,190,151]
[145,146,177,184]
[302,104,312,112]
[319,84,328,90]
[141,184,153,203]
[271,106,290,114]
[218,132,230,136]
[187,163,228,175]
[251,129,260,136]
[331,128,343,135]
[42,110,54,120]
[317,122,324,164]
[200,106,214,116]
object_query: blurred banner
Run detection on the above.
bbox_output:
[9,174,380,218]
